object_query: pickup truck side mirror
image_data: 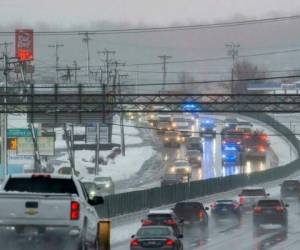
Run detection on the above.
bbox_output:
[131,235,135,239]
[205,207,209,211]
[89,196,104,206]
[177,234,183,239]
[266,193,270,196]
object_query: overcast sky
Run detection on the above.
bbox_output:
[1,0,300,27]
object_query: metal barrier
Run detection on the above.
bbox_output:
[96,113,300,218]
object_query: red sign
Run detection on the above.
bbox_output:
[15,29,34,61]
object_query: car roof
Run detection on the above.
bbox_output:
[242,186,265,190]
[9,174,73,179]
[148,209,173,215]
[216,199,235,203]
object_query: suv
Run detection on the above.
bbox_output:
[173,202,209,227]
[238,187,269,209]
[253,199,288,229]
[142,210,182,235]
[280,180,300,199]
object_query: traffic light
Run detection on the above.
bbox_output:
[8,138,17,150]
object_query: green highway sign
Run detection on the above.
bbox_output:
[7,128,39,138]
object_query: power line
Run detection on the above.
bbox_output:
[1,14,300,36]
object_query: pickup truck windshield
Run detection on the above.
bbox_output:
[4,177,78,194]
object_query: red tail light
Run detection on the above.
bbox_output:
[142,219,153,226]
[239,196,245,204]
[258,146,266,153]
[254,206,263,213]
[70,201,80,220]
[276,206,284,212]
[165,239,175,246]
[131,239,139,247]
[164,219,177,225]
[234,203,240,209]
[198,211,205,219]
[260,134,268,141]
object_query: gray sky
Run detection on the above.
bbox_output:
[2,0,300,27]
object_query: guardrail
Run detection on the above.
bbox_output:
[96,113,300,218]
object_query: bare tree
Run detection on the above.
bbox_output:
[233,60,267,94]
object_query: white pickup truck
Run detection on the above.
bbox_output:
[0,174,104,250]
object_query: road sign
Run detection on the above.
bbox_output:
[15,29,34,61]
[86,124,97,144]
[99,126,109,144]
[7,128,39,138]
[17,137,55,156]
[8,138,17,150]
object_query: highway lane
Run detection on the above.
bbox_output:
[117,115,276,193]
[112,174,300,250]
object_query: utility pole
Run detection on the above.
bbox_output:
[98,49,116,85]
[158,55,172,92]
[0,42,13,56]
[80,32,95,83]
[118,74,128,156]
[0,53,18,176]
[226,43,240,94]
[48,43,64,83]
[73,60,79,84]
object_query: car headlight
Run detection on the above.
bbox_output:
[165,137,169,141]
[201,128,205,131]
[237,141,241,145]
[170,167,176,173]
[172,123,177,128]
[176,137,181,141]
[90,190,96,197]
[105,183,111,188]
[197,156,201,161]
[185,167,191,173]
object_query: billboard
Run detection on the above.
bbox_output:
[15,29,34,61]
[17,137,55,156]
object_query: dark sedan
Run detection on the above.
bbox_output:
[130,226,183,250]
[211,200,241,222]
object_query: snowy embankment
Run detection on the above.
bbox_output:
[54,118,155,181]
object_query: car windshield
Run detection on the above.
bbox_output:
[241,189,266,196]
[94,177,111,182]
[137,227,171,237]
[173,118,186,122]
[4,177,78,194]
[187,150,200,156]
[257,200,281,207]
[148,214,172,221]
[175,162,188,167]
[283,181,300,186]
[159,117,171,122]
[175,202,204,210]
